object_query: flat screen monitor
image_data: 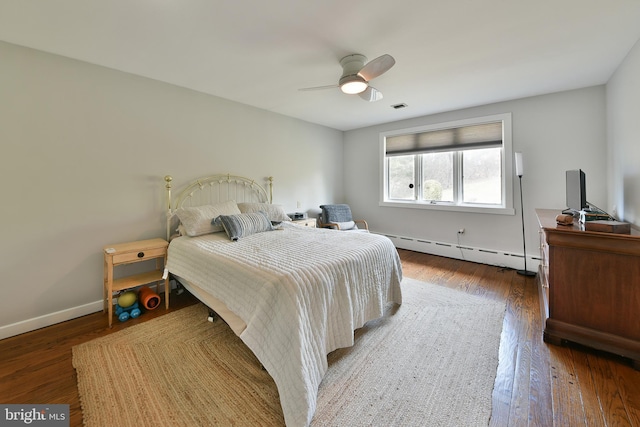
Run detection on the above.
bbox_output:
[565,169,587,212]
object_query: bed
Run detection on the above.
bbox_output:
[163,174,403,427]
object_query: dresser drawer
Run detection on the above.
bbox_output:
[112,247,166,264]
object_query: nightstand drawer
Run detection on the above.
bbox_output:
[112,247,166,265]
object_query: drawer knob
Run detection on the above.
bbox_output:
[137,252,145,258]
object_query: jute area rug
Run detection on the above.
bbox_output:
[73,278,506,427]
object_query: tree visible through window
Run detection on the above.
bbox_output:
[421,151,453,202]
[388,155,414,200]
[462,147,502,204]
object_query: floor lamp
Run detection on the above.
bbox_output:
[515,152,536,277]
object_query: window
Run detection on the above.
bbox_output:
[380,113,514,214]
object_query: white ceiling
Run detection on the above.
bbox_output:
[2,1,640,131]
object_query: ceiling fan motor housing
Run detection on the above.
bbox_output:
[339,54,367,80]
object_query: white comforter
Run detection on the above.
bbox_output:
[166,223,403,427]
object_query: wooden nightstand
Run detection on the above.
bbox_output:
[291,218,316,228]
[103,238,169,327]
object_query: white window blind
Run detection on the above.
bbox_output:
[385,122,503,156]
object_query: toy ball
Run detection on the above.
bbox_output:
[117,290,137,308]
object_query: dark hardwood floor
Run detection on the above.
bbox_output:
[1,249,638,426]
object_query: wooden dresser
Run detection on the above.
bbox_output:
[536,209,640,368]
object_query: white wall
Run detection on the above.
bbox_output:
[607,38,640,226]
[344,87,607,266]
[0,41,343,337]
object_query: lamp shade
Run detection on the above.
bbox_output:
[515,152,524,177]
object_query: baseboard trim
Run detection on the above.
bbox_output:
[0,300,103,341]
[0,281,177,341]
[375,232,541,271]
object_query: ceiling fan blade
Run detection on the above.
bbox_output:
[359,86,383,102]
[298,84,339,92]
[358,54,395,81]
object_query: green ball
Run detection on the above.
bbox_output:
[117,291,136,308]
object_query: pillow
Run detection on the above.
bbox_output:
[237,202,291,223]
[175,200,241,237]
[217,211,273,241]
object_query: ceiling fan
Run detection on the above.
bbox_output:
[299,53,395,102]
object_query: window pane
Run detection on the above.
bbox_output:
[462,147,502,204]
[421,152,454,202]
[388,155,415,200]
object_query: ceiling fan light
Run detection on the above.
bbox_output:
[340,76,368,94]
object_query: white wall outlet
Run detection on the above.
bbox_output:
[297,201,301,209]
[458,228,465,234]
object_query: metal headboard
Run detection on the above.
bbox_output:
[164,174,273,240]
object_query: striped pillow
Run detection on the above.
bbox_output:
[217,211,274,241]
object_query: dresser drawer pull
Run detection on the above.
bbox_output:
[138,252,145,258]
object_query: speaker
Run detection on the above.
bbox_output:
[514,152,524,177]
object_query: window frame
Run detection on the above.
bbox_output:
[379,113,515,215]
